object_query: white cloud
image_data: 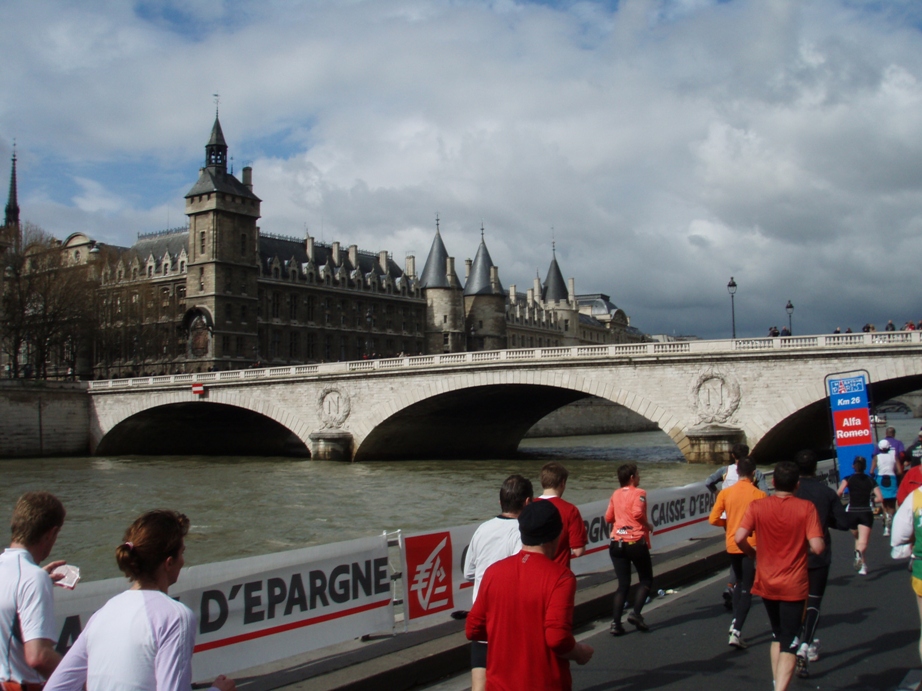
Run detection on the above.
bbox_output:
[2,0,922,337]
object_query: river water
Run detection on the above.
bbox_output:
[3,418,918,582]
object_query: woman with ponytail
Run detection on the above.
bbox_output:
[44,510,235,691]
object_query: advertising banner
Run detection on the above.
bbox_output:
[53,535,393,681]
[827,373,876,479]
[400,523,477,621]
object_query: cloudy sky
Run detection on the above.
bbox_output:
[2,0,922,339]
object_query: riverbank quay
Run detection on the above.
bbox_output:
[226,534,730,691]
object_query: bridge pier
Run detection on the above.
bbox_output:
[309,430,354,461]
[684,424,745,464]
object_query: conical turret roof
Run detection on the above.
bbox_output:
[419,222,459,289]
[542,248,568,302]
[464,235,504,296]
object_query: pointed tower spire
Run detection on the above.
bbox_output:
[205,110,228,173]
[543,242,568,303]
[464,224,504,296]
[5,146,20,232]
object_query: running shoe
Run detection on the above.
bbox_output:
[728,618,736,634]
[728,629,747,649]
[796,655,809,678]
[853,551,864,572]
[610,621,625,636]
[723,586,733,610]
[859,563,868,575]
[627,612,649,631]
[807,642,820,662]
[884,526,890,537]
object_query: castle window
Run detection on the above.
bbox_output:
[443,315,447,324]
[236,336,244,356]
[273,266,280,279]
[200,231,206,255]
[222,335,230,355]
[180,261,186,273]
[289,332,299,359]
[225,304,233,322]
[74,250,80,262]
[270,331,281,359]
[240,305,247,323]
[306,333,315,359]
[177,286,186,300]
[564,319,569,332]
[271,292,281,319]
[289,294,298,321]
[306,296,315,322]
[148,266,153,278]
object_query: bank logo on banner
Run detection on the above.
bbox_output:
[405,533,454,618]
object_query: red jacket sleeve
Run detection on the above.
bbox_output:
[543,570,577,655]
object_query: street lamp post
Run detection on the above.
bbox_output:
[727,277,737,339]
[786,300,794,335]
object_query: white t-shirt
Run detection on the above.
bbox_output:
[463,516,522,602]
[0,548,57,684]
[877,449,898,476]
[45,589,209,691]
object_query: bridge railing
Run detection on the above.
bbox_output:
[86,329,922,391]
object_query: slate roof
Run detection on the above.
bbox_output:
[185,167,261,201]
[258,235,406,283]
[542,252,568,302]
[132,229,189,262]
[576,293,620,317]
[463,238,504,296]
[419,229,459,289]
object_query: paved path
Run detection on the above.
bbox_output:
[425,527,921,691]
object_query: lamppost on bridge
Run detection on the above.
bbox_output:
[727,277,737,339]
[786,300,794,336]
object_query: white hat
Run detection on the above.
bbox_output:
[879,439,891,450]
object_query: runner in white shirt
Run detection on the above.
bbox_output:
[1,492,67,689]
[45,510,236,691]
[462,475,533,691]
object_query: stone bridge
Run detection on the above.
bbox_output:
[86,332,922,463]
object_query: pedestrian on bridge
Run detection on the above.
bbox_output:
[708,458,765,650]
[605,462,654,635]
[793,450,849,678]
[735,461,824,691]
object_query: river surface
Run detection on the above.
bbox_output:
[2,417,918,582]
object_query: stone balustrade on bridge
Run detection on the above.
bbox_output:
[85,330,922,464]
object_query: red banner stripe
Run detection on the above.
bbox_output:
[193,598,391,652]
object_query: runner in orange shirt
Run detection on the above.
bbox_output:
[709,458,766,649]
[736,461,824,691]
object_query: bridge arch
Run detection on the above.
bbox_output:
[92,391,311,457]
[751,367,922,463]
[351,370,687,461]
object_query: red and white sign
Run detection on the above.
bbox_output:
[832,408,872,446]
[401,523,477,621]
[192,382,205,395]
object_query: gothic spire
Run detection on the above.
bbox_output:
[5,147,20,231]
[205,114,228,173]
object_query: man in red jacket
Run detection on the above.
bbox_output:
[465,500,594,690]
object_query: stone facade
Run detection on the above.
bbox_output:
[0,380,89,457]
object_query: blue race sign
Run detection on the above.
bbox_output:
[828,374,875,479]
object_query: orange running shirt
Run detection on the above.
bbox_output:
[739,494,823,601]
[708,479,766,554]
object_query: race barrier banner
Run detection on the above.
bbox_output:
[400,523,477,622]
[51,461,840,674]
[53,534,393,680]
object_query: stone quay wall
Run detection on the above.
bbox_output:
[0,381,89,458]
[525,397,660,437]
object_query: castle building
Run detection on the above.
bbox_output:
[1,115,644,379]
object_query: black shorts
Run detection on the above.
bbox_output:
[470,640,487,668]
[847,511,874,530]
[763,598,805,652]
